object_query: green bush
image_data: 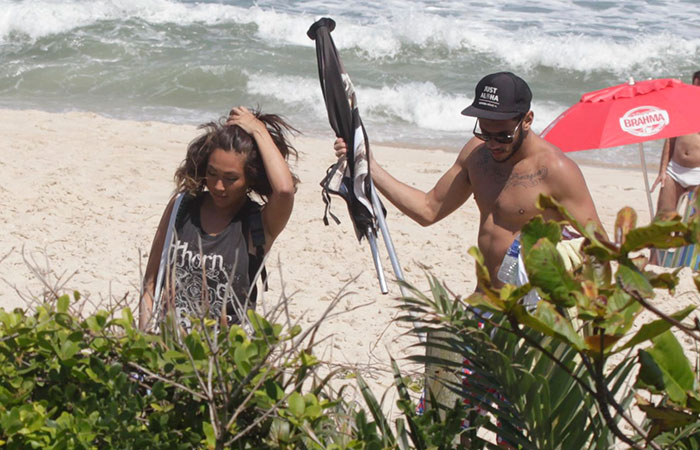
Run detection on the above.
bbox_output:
[4,195,700,449]
[0,292,355,449]
[368,195,700,449]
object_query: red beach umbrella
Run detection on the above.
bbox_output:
[541,78,700,217]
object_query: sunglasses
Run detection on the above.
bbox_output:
[473,116,524,144]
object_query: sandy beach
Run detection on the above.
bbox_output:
[1,108,698,412]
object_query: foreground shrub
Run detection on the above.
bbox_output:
[5,194,700,449]
[364,195,700,449]
[0,292,356,449]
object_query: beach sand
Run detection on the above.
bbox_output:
[1,108,698,422]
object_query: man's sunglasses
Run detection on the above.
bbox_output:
[473,116,524,144]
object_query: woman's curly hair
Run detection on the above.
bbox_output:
[174,110,299,201]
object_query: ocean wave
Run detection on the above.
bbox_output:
[2,0,698,77]
[245,71,326,115]
[313,14,700,76]
[0,0,260,41]
[475,31,700,76]
[246,72,469,131]
[245,71,566,135]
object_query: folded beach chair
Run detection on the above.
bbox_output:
[656,191,700,270]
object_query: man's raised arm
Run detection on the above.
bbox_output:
[334,137,480,226]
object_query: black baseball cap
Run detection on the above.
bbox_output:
[461,72,532,120]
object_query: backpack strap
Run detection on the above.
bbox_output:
[239,200,268,291]
[153,192,187,313]
[174,193,198,230]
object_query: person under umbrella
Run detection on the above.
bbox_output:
[651,71,700,217]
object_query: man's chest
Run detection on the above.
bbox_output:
[469,159,552,225]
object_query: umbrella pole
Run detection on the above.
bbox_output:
[639,142,664,263]
[370,180,427,343]
[366,225,389,294]
[370,181,406,286]
[639,142,655,220]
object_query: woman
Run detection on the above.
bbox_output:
[140,106,298,331]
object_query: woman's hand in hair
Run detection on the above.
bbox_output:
[227,106,266,136]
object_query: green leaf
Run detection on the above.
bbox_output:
[636,396,698,438]
[264,379,284,402]
[514,303,585,351]
[646,269,681,292]
[536,194,615,262]
[120,308,135,329]
[305,403,322,420]
[152,381,167,400]
[288,392,305,418]
[57,295,69,314]
[614,207,637,246]
[621,220,688,253]
[465,292,505,313]
[85,316,103,333]
[247,310,275,338]
[467,246,497,300]
[357,373,395,445]
[600,289,641,336]
[184,333,206,360]
[636,330,696,405]
[618,305,695,351]
[391,358,425,450]
[54,312,73,328]
[234,344,252,375]
[520,217,561,256]
[59,340,80,360]
[616,262,654,299]
[289,324,302,338]
[202,421,216,449]
[524,238,579,307]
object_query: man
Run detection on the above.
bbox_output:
[651,71,700,217]
[336,71,604,447]
[334,71,604,287]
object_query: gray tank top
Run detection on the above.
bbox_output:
[170,194,252,329]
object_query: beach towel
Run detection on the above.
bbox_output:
[307,18,376,241]
[308,17,403,295]
[656,191,700,270]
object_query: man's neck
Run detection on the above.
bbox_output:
[498,131,533,167]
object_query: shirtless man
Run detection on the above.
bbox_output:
[334,72,605,286]
[651,71,700,217]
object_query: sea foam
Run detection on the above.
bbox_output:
[2,0,698,76]
[246,71,566,135]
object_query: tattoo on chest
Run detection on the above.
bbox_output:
[476,149,549,189]
[504,167,549,189]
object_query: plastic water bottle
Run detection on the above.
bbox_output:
[497,238,520,285]
[497,237,540,311]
